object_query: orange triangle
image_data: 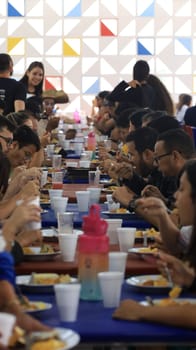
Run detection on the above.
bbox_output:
[100,22,115,36]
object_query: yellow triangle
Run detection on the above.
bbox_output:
[63,40,79,57]
[7,37,23,53]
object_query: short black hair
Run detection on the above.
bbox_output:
[115,108,133,128]
[130,108,152,129]
[0,53,13,72]
[157,128,195,159]
[126,127,158,153]
[13,125,41,151]
[148,116,180,134]
[0,115,16,133]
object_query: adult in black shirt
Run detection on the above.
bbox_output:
[0,53,26,115]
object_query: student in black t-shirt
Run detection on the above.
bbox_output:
[0,53,26,115]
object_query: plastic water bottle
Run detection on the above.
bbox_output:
[73,109,81,124]
[87,130,96,151]
[78,205,109,300]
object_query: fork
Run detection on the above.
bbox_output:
[164,266,174,288]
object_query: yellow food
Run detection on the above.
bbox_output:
[135,228,160,238]
[157,298,190,307]
[31,273,71,285]
[31,338,65,350]
[138,247,158,253]
[23,244,55,255]
[21,301,46,312]
[110,207,127,213]
[9,326,25,347]
[169,285,182,299]
[141,276,168,287]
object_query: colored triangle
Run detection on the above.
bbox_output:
[63,41,79,56]
[8,3,23,16]
[84,79,100,94]
[45,79,56,90]
[137,41,152,55]
[100,22,115,36]
[141,3,155,17]
[178,38,192,53]
[7,37,22,52]
[67,2,81,17]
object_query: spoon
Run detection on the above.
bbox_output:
[164,266,174,288]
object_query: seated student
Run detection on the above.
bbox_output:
[176,93,192,125]
[135,159,196,258]
[7,125,40,169]
[87,90,110,125]
[110,127,177,209]
[113,161,196,329]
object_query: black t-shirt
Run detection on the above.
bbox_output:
[0,77,26,115]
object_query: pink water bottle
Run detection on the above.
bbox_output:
[87,131,96,151]
[78,204,109,300]
[73,109,81,123]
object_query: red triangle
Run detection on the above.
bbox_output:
[100,21,115,36]
[44,78,57,90]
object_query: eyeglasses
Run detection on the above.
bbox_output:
[0,135,13,146]
[153,152,171,163]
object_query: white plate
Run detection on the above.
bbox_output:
[30,327,80,350]
[24,301,52,315]
[23,250,61,262]
[140,298,196,306]
[16,274,77,293]
[126,274,171,293]
[42,229,83,238]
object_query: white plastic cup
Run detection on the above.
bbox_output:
[52,154,62,170]
[25,196,41,231]
[63,140,70,150]
[0,312,16,346]
[88,171,96,185]
[117,227,136,252]
[87,187,101,205]
[58,233,78,261]
[46,144,55,158]
[57,212,74,234]
[109,252,128,277]
[76,191,90,212]
[40,170,48,187]
[52,171,63,189]
[53,197,68,217]
[74,142,83,156]
[48,189,63,209]
[54,283,81,322]
[105,219,122,244]
[98,271,123,308]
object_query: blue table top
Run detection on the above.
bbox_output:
[41,203,151,229]
[25,283,196,345]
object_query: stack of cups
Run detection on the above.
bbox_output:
[98,271,123,308]
[105,219,122,244]
[54,284,81,322]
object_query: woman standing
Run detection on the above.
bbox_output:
[19,61,45,100]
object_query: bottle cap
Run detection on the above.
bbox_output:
[82,204,108,236]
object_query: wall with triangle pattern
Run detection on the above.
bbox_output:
[1,0,196,116]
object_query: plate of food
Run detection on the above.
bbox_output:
[41,229,83,239]
[28,327,80,350]
[126,274,171,293]
[16,273,77,293]
[23,245,60,261]
[128,246,159,258]
[102,209,136,220]
[21,300,53,315]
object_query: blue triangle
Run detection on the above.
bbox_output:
[178,38,192,53]
[141,2,155,17]
[84,79,100,94]
[137,41,152,55]
[8,3,23,17]
[67,2,81,17]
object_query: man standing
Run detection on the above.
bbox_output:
[0,53,26,115]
